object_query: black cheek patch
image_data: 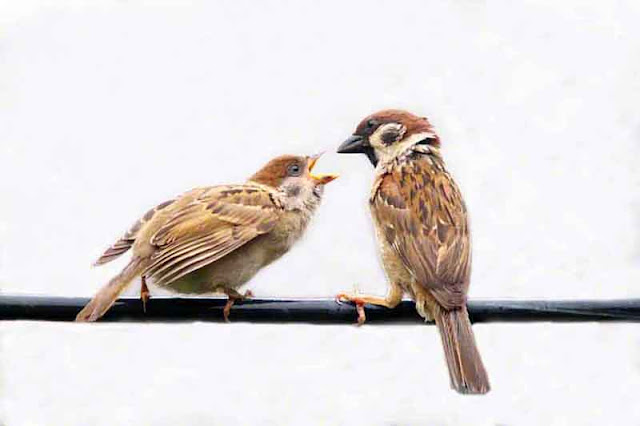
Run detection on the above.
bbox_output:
[381,130,398,145]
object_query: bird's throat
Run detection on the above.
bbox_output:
[364,146,378,167]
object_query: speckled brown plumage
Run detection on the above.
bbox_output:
[337,109,490,395]
[370,145,471,310]
[76,154,337,322]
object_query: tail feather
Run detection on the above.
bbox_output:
[93,238,135,266]
[435,305,490,394]
[76,258,145,322]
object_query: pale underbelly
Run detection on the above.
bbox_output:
[376,227,437,319]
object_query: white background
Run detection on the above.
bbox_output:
[2,1,640,424]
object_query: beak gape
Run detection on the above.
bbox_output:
[337,135,378,167]
[308,153,338,184]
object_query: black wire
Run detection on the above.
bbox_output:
[1,295,640,323]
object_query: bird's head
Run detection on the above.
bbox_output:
[337,109,439,166]
[249,153,338,199]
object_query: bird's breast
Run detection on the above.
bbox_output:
[267,209,311,252]
[371,216,414,290]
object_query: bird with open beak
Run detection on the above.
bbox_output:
[76,153,337,322]
[336,109,490,394]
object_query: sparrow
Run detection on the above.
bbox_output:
[336,109,490,394]
[76,153,337,322]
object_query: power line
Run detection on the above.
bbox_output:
[1,296,639,323]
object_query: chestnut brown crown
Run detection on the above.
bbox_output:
[249,154,337,188]
[355,109,439,145]
[249,155,307,187]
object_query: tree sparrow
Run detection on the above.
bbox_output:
[337,109,490,394]
[76,154,337,322]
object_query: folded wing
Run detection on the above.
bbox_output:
[144,185,282,286]
[370,153,471,309]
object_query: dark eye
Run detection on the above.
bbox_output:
[287,163,302,176]
[367,119,376,128]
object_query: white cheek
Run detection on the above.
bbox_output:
[280,177,319,208]
[371,130,436,162]
[369,127,396,160]
[369,123,405,152]
[369,131,385,149]
[369,124,394,149]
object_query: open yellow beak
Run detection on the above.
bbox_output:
[308,152,339,185]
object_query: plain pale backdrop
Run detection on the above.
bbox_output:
[1,0,640,425]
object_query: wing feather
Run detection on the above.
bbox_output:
[94,199,175,266]
[144,184,281,286]
[151,228,255,285]
[371,151,470,309]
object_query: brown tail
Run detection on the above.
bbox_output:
[76,258,145,322]
[434,305,490,394]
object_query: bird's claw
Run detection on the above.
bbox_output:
[222,289,254,322]
[140,277,151,314]
[355,303,366,326]
[335,293,350,305]
[335,292,367,326]
[335,293,365,305]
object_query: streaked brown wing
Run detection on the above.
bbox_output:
[94,199,175,266]
[144,184,281,286]
[371,153,471,309]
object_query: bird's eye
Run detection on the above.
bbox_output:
[367,119,376,128]
[287,163,302,176]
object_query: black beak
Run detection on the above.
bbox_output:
[337,135,366,154]
[337,135,378,166]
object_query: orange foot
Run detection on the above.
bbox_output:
[223,289,254,323]
[335,293,367,326]
[141,276,151,313]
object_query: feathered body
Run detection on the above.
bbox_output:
[338,109,490,394]
[370,144,470,313]
[77,154,335,322]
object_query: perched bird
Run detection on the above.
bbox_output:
[76,154,337,322]
[336,109,490,394]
